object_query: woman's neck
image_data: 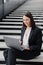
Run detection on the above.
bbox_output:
[27,26,32,29]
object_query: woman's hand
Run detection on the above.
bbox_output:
[24,48,30,50]
[19,40,22,45]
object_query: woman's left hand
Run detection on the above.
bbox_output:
[24,48,30,50]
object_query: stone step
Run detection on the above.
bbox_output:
[12,10,43,13]
[37,26,43,29]
[0,26,22,28]
[2,19,43,22]
[0,22,43,26]
[2,19,23,21]
[0,35,21,42]
[0,30,21,33]
[0,35,21,39]
[6,16,43,19]
[10,11,43,14]
[0,51,43,62]
[9,13,43,16]
[6,16,23,19]
[0,22,22,25]
[0,26,43,30]
[11,11,43,14]
[12,9,43,13]
[9,14,43,17]
[0,42,8,48]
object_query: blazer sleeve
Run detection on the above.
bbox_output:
[29,29,42,51]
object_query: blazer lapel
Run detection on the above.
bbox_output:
[21,27,26,42]
[22,27,34,41]
[23,27,26,36]
[29,27,34,41]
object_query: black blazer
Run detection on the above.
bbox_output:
[21,26,42,56]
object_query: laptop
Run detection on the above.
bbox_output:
[4,36,24,51]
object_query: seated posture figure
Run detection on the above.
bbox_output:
[3,11,42,65]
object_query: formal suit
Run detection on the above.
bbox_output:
[3,26,42,65]
[21,26,42,51]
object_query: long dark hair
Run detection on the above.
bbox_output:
[22,11,36,29]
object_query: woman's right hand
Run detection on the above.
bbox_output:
[19,40,22,45]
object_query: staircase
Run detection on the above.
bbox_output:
[0,0,43,64]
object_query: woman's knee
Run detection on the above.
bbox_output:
[8,48,15,55]
[3,48,13,58]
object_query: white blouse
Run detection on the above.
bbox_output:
[22,27,32,48]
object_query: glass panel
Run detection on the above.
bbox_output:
[4,0,9,3]
[0,0,2,5]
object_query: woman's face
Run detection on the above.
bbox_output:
[23,15,31,27]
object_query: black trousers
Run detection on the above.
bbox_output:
[3,48,37,65]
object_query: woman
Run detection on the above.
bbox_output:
[3,11,42,65]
